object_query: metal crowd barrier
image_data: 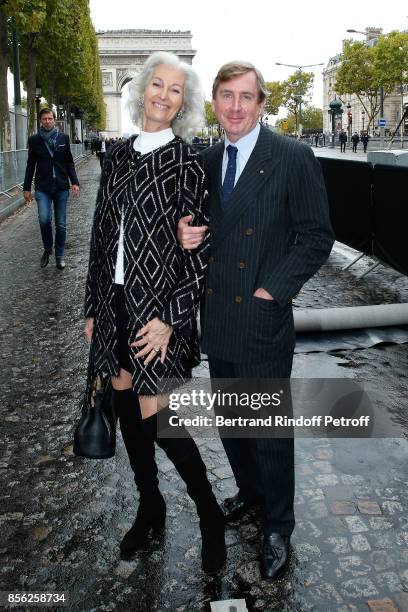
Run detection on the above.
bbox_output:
[318,157,408,277]
[0,144,86,196]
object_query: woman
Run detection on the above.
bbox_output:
[84,52,226,575]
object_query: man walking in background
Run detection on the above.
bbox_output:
[361,131,369,153]
[351,131,359,152]
[339,130,347,152]
[95,135,107,168]
[23,108,80,270]
[178,61,334,580]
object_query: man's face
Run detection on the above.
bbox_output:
[212,71,264,142]
[40,112,56,131]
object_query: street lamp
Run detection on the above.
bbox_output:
[346,28,366,35]
[35,83,42,132]
[347,27,385,146]
[347,103,352,147]
[275,62,324,136]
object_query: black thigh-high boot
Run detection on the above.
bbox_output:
[113,389,166,557]
[142,409,226,575]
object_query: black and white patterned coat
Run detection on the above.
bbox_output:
[85,136,209,395]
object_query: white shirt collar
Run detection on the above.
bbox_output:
[133,128,174,155]
[224,123,261,162]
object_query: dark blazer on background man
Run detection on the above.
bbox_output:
[23,132,79,193]
[200,126,334,365]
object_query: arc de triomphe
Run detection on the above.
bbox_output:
[97,30,196,137]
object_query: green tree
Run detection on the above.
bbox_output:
[204,100,221,137]
[1,0,105,143]
[374,31,408,133]
[34,0,105,133]
[301,106,323,131]
[281,70,314,134]
[334,39,395,132]
[264,81,284,116]
[0,0,46,150]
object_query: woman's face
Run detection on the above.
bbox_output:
[142,64,186,132]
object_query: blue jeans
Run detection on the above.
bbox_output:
[35,190,69,258]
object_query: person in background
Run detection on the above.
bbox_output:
[351,132,359,152]
[23,107,79,270]
[339,130,347,153]
[95,135,107,168]
[361,131,369,153]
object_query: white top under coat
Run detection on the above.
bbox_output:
[114,128,175,284]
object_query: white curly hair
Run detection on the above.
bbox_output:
[127,52,205,142]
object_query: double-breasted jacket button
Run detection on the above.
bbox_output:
[238,261,246,269]
[245,228,253,236]
[234,295,242,304]
[207,288,214,295]
[208,256,215,263]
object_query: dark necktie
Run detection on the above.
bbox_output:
[222,144,238,204]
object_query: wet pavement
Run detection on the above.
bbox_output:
[1,156,407,612]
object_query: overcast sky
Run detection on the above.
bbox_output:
[89,0,407,133]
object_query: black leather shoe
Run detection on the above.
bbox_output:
[56,257,66,270]
[260,532,290,580]
[221,493,256,522]
[40,250,51,268]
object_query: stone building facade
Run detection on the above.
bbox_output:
[322,27,404,137]
[97,30,196,137]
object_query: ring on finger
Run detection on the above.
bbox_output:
[153,346,161,354]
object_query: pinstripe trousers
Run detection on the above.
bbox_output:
[208,353,295,535]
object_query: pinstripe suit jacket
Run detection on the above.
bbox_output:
[200,126,334,364]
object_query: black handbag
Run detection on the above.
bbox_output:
[73,343,116,459]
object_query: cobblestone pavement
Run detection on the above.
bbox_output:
[1,157,407,612]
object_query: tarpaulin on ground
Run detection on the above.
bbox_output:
[295,325,408,353]
[317,157,372,254]
[372,164,408,275]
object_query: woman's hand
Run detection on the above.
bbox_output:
[84,317,94,342]
[131,317,173,365]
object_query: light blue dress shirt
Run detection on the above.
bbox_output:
[221,123,261,186]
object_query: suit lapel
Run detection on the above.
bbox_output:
[205,142,224,229]
[210,127,281,249]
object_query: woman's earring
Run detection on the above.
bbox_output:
[176,109,184,120]
[138,97,144,109]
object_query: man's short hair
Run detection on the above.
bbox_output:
[212,61,269,102]
[39,107,56,119]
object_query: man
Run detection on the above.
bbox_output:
[351,132,359,153]
[23,108,80,269]
[361,131,369,153]
[339,130,347,153]
[178,61,334,580]
[95,135,107,168]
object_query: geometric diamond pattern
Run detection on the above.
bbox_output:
[85,136,209,395]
